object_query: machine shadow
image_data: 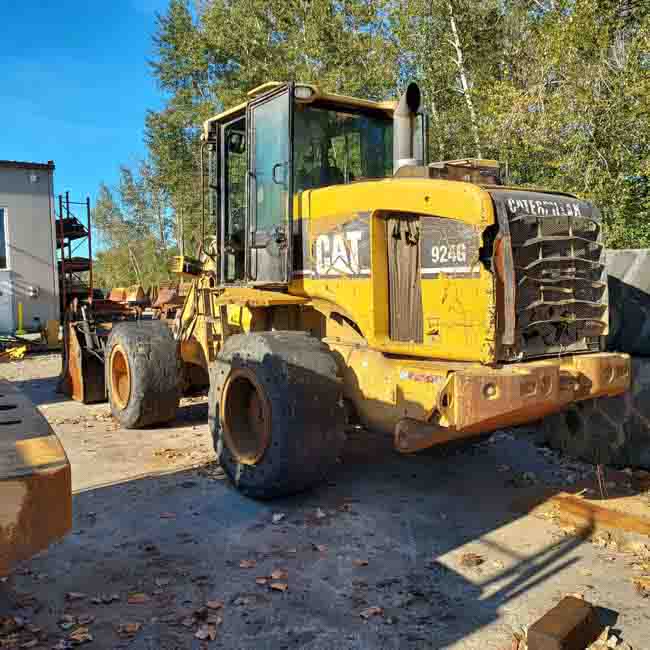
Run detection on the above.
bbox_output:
[4,421,620,649]
[11,374,69,407]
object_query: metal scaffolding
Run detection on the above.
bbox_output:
[56,192,92,313]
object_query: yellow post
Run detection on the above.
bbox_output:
[16,302,26,335]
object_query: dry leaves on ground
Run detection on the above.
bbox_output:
[352,559,369,567]
[587,625,634,650]
[68,627,93,644]
[206,600,224,611]
[90,593,120,604]
[117,622,141,637]
[632,575,650,597]
[460,552,485,568]
[270,569,288,580]
[270,582,288,592]
[195,623,218,641]
[359,606,383,619]
[65,592,87,602]
[58,615,76,631]
[127,593,151,604]
[239,559,256,569]
[154,448,186,461]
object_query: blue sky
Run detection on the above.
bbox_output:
[0,0,169,203]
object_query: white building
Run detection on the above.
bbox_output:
[0,160,59,333]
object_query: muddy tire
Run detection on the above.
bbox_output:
[208,332,345,499]
[105,321,180,429]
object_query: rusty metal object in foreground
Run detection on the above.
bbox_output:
[527,596,602,650]
[0,380,71,576]
[436,352,631,435]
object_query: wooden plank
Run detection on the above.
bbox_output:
[551,493,650,537]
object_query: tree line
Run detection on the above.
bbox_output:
[93,0,649,290]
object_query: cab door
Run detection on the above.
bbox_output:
[247,85,293,284]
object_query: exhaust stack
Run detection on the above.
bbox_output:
[393,82,423,173]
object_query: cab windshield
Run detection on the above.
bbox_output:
[293,103,393,192]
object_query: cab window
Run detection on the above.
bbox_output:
[293,105,393,192]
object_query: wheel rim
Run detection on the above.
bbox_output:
[221,368,271,465]
[110,345,131,410]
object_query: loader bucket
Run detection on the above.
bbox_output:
[59,320,105,404]
[0,380,72,576]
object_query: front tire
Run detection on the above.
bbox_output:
[208,332,345,499]
[105,321,180,428]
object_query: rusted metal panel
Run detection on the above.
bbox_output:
[59,321,106,404]
[394,417,478,453]
[528,597,602,650]
[67,322,85,402]
[0,380,72,576]
[386,214,423,343]
[437,352,630,435]
[152,286,181,309]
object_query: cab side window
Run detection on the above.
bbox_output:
[223,117,246,282]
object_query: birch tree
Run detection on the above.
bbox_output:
[446,0,482,157]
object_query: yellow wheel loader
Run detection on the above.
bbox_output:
[93,81,628,498]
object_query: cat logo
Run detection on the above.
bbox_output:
[314,230,365,277]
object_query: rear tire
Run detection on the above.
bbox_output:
[540,394,635,467]
[106,321,180,429]
[208,332,345,499]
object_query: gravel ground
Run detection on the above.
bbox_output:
[1,354,649,649]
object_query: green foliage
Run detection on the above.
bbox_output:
[95,0,650,289]
[92,166,176,290]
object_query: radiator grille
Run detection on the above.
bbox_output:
[491,191,608,360]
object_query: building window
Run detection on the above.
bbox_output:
[0,208,6,269]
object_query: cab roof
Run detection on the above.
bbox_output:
[202,82,397,140]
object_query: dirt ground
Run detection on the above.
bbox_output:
[1,353,650,649]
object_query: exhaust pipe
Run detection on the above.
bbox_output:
[393,82,423,173]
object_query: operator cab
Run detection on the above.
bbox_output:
[202,82,402,286]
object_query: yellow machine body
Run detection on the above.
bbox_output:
[174,82,630,452]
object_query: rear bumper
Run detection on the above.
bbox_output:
[396,352,631,452]
[0,381,72,576]
[439,352,630,432]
